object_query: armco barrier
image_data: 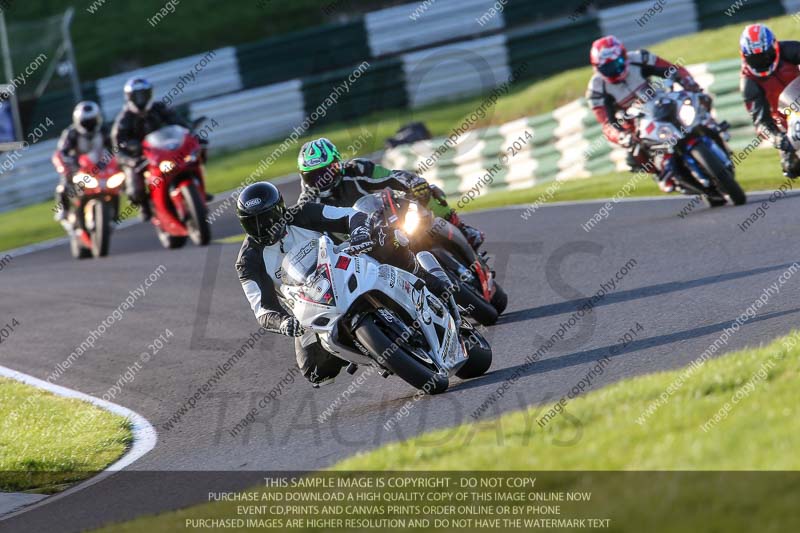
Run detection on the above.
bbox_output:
[189,80,306,153]
[96,47,241,121]
[381,59,764,198]
[365,0,503,57]
[598,0,699,51]
[235,20,370,91]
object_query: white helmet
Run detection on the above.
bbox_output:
[72,101,102,134]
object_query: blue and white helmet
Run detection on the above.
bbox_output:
[740,24,780,78]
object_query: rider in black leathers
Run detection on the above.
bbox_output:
[111,77,195,220]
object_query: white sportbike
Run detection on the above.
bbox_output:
[279,237,492,394]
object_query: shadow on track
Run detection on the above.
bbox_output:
[499,262,800,325]
[451,307,800,393]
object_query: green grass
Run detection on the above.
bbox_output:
[93,330,800,532]
[0,377,132,493]
[467,149,786,212]
[3,13,795,252]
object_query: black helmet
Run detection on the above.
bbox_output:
[297,138,342,197]
[124,78,154,113]
[236,182,287,246]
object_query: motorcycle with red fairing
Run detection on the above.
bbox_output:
[141,121,211,248]
[52,152,124,259]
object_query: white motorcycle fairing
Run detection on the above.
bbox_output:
[279,236,468,376]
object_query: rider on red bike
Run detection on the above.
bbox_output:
[586,35,702,192]
[111,78,208,221]
[53,101,112,221]
[739,24,800,178]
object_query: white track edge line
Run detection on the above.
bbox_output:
[0,365,157,521]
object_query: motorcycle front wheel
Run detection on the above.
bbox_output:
[182,182,211,246]
[354,314,448,394]
[456,326,492,379]
[91,200,112,258]
[692,143,746,206]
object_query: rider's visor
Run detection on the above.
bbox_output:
[130,88,153,110]
[239,204,287,246]
[301,163,341,193]
[598,56,626,79]
[80,117,99,132]
[745,48,777,74]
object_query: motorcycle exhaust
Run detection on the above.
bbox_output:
[416,251,462,329]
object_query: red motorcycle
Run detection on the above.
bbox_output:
[52,152,124,259]
[141,123,211,248]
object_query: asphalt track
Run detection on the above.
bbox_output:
[3,182,800,532]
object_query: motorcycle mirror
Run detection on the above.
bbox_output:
[191,116,207,128]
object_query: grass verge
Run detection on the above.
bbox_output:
[93,329,799,532]
[466,149,787,213]
[0,377,132,494]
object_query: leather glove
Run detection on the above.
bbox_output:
[617,132,634,149]
[408,175,431,202]
[776,133,794,153]
[346,223,374,255]
[279,316,303,337]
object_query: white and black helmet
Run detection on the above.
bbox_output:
[72,101,102,134]
[124,77,154,113]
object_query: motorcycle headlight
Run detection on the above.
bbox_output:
[159,160,176,174]
[106,172,126,189]
[657,126,675,141]
[678,101,697,126]
[403,204,421,235]
[73,173,98,188]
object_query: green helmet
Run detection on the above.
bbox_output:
[298,138,342,196]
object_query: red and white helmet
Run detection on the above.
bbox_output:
[591,35,628,83]
[740,24,780,78]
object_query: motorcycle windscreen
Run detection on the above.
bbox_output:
[779,78,800,117]
[280,239,319,286]
[144,125,189,150]
[353,193,383,214]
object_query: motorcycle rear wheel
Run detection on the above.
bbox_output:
[354,315,448,394]
[490,282,508,315]
[452,275,498,326]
